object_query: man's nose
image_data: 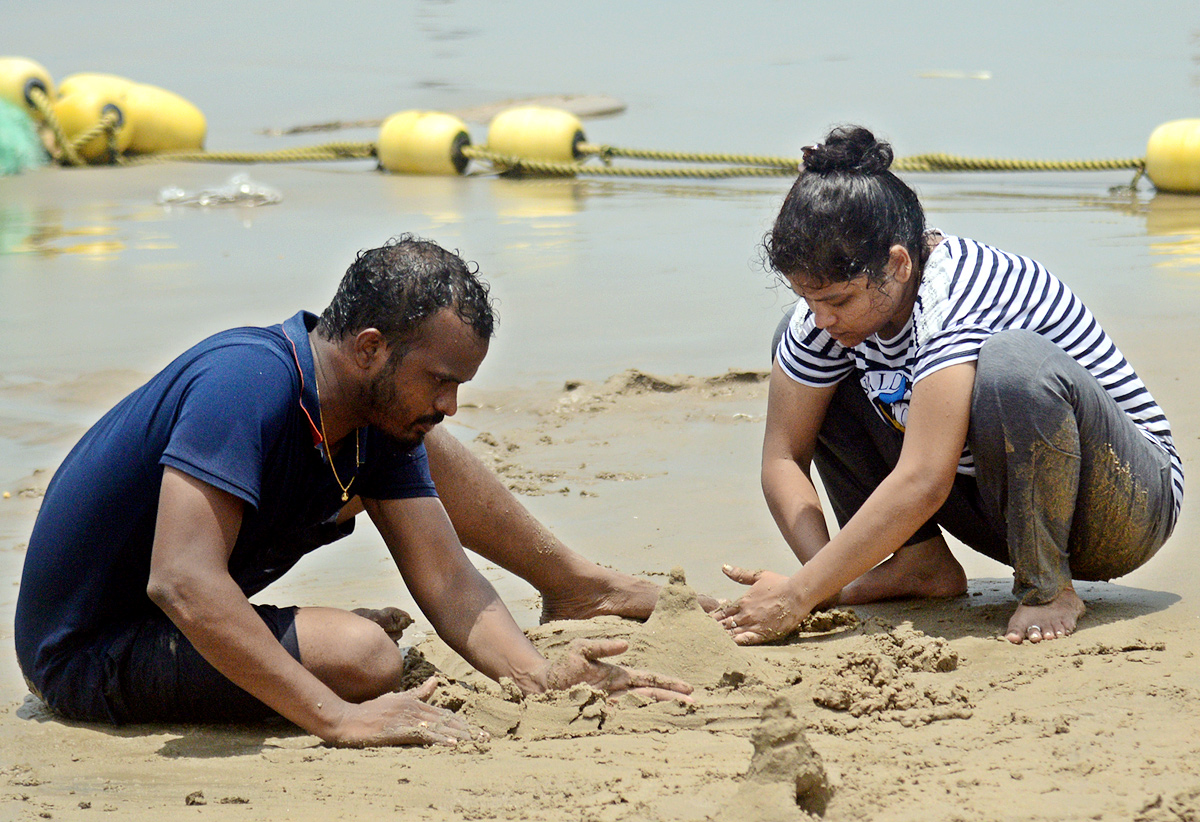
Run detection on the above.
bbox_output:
[435,386,458,417]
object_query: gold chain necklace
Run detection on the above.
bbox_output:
[313,367,360,502]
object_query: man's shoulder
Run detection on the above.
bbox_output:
[173,323,297,381]
[143,322,304,431]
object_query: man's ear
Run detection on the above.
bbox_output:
[888,244,914,283]
[351,328,389,371]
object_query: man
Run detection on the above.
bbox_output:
[15,236,690,747]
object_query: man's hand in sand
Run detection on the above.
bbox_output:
[539,638,694,703]
[328,677,487,748]
[714,565,810,645]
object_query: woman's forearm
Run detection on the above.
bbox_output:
[790,466,951,607]
[762,457,832,563]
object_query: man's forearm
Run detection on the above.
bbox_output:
[149,568,348,739]
[414,557,550,693]
[424,427,587,586]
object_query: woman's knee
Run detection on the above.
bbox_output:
[972,331,1081,444]
[975,331,1064,403]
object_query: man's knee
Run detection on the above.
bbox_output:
[296,609,405,703]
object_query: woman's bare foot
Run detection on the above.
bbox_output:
[539,568,720,623]
[351,607,414,642]
[837,534,968,606]
[1004,585,1086,644]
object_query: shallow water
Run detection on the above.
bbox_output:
[3,2,1200,646]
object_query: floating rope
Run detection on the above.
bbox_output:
[97,142,1151,183]
[117,141,377,166]
[26,85,85,167]
[68,110,122,162]
[461,146,797,178]
[37,114,1149,184]
[892,153,1145,174]
[464,147,1147,180]
[577,142,800,171]
[570,143,1145,176]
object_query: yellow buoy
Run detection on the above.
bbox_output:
[121,82,206,153]
[53,74,134,161]
[57,72,135,99]
[377,110,470,175]
[53,73,205,161]
[0,56,55,118]
[1146,119,1200,194]
[485,106,584,163]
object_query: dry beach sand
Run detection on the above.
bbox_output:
[2,366,1200,822]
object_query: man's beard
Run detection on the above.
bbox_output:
[364,367,443,446]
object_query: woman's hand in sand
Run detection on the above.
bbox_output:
[327,677,488,748]
[538,638,694,703]
[714,565,810,645]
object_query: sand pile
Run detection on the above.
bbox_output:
[413,567,787,740]
[621,566,775,690]
[811,623,972,728]
[718,696,833,821]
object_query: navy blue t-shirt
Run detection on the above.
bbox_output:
[14,311,437,687]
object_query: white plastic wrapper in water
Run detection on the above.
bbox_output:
[157,174,282,207]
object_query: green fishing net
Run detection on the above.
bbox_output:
[0,98,48,175]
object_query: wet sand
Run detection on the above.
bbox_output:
[2,364,1199,821]
[4,5,1200,813]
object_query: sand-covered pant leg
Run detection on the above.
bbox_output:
[969,330,1177,605]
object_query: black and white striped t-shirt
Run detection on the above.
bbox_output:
[777,235,1184,518]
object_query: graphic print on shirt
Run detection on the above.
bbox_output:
[861,370,909,431]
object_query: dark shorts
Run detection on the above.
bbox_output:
[29,604,300,725]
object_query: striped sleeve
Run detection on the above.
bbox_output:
[776,303,855,386]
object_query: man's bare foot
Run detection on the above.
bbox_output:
[539,569,720,623]
[1004,585,1086,644]
[351,607,414,642]
[837,535,968,606]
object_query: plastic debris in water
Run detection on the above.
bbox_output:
[157,174,282,207]
[916,70,992,80]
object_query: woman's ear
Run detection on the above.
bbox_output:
[888,244,914,283]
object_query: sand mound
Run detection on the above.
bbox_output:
[811,623,972,727]
[410,569,794,741]
[716,696,832,821]
[621,567,776,690]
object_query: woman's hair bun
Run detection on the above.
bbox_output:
[802,125,893,175]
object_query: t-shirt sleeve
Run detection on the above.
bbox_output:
[909,239,988,383]
[356,434,438,500]
[159,346,295,508]
[776,303,855,386]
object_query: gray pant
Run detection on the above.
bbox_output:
[773,319,1177,604]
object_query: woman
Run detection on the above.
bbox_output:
[715,125,1183,645]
